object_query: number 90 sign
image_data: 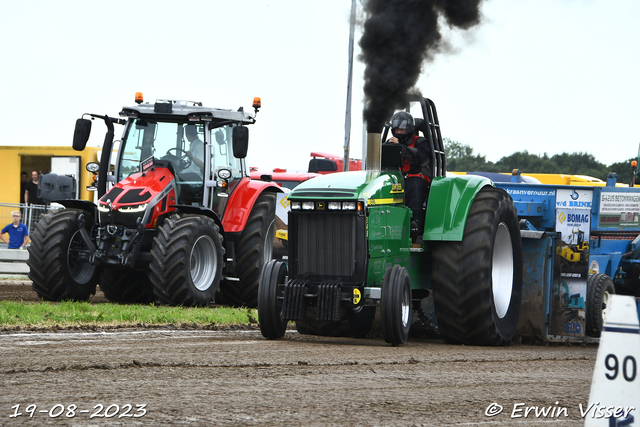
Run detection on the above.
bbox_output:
[605,354,637,382]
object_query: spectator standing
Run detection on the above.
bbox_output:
[24,170,44,206]
[20,171,28,204]
[1,211,29,249]
[24,170,46,225]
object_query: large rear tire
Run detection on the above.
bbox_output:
[219,192,276,308]
[257,260,288,339]
[28,209,98,301]
[149,214,224,307]
[432,187,523,345]
[99,269,155,304]
[586,273,615,337]
[381,265,412,346]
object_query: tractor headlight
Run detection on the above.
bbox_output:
[86,162,100,173]
[290,201,301,210]
[328,201,341,210]
[119,203,148,213]
[342,201,356,210]
[97,204,109,213]
[217,168,232,180]
[302,201,314,210]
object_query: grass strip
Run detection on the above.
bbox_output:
[0,301,257,328]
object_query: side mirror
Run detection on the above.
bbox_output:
[73,118,92,151]
[232,126,249,159]
[215,131,225,146]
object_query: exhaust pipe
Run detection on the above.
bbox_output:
[365,132,382,171]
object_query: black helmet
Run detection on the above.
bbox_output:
[390,111,414,144]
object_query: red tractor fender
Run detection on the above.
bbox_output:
[222,177,282,233]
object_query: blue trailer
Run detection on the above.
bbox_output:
[493,172,640,341]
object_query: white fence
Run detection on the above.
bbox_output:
[0,203,49,276]
[0,203,48,233]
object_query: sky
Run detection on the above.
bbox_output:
[1,0,639,173]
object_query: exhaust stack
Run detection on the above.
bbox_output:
[365,132,382,171]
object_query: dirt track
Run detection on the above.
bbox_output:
[1,282,600,426]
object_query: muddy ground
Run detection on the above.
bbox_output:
[1,282,600,426]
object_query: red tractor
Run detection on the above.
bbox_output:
[250,168,319,190]
[308,152,362,174]
[28,94,282,307]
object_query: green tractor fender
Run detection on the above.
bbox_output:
[423,175,494,241]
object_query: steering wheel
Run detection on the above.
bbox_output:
[165,148,192,170]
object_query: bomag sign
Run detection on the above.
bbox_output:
[566,212,590,223]
[555,189,593,245]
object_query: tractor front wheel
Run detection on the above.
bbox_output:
[381,265,412,346]
[586,273,615,337]
[149,214,224,307]
[432,187,523,345]
[28,209,98,301]
[257,260,288,339]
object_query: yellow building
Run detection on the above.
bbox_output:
[0,145,101,204]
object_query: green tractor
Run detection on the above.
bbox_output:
[257,96,523,346]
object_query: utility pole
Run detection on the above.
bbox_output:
[343,0,356,171]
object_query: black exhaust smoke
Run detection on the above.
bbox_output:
[359,0,484,132]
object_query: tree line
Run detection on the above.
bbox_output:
[443,138,636,185]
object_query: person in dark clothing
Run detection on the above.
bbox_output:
[385,111,432,240]
[20,171,28,204]
[24,170,46,224]
[24,170,44,206]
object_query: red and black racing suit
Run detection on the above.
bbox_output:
[387,135,432,233]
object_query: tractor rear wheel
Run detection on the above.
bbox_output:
[28,209,98,301]
[257,260,288,339]
[99,268,155,304]
[219,192,276,308]
[586,273,615,337]
[432,187,523,345]
[381,265,412,346]
[149,214,224,307]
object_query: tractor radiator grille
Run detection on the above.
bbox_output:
[294,213,356,278]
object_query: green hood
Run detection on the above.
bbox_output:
[289,170,405,206]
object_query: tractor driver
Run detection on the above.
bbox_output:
[181,124,204,180]
[385,111,432,240]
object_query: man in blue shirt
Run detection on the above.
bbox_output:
[1,211,29,249]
